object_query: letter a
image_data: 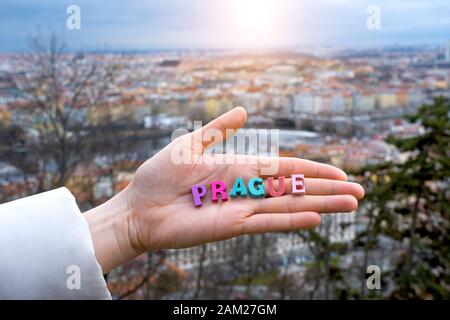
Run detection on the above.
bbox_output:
[66,5,81,30]
[366,5,381,30]
[230,177,247,198]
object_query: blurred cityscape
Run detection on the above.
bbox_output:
[0,40,449,299]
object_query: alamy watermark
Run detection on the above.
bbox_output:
[366,5,381,30]
[366,265,381,290]
[170,121,280,175]
[66,264,81,290]
[66,5,81,30]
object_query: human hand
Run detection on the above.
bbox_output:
[84,107,364,273]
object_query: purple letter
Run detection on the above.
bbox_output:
[191,184,207,207]
[291,174,305,195]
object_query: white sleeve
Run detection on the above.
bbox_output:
[0,187,111,300]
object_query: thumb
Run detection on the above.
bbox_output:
[193,106,247,150]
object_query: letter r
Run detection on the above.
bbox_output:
[211,180,228,202]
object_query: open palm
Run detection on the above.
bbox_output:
[123,107,364,254]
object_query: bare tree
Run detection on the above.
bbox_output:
[11,32,121,190]
[193,244,208,299]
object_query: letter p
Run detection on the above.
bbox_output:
[191,184,207,207]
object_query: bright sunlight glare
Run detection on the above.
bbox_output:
[223,0,291,48]
[235,0,274,33]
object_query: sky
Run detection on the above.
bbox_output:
[0,0,449,52]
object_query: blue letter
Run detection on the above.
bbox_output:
[248,177,265,198]
[230,177,247,198]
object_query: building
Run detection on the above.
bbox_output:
[293,93,313,114]
[407,90,424,107]
[234,92,265,114]
[353,92,376,113]
[331,94,345,114]
[292,93,323,114]
[376,92,397,109]
[165,210,356,271]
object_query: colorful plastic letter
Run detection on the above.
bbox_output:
[291,174,305,195]
[229,177,247,198]
[267,176,286,197]
[191,184,207,207]
[211,180,228,202]
[248,177,265,198]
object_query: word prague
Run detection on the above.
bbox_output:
[191,174,305,207]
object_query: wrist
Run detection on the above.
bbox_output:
[83,187,140,274]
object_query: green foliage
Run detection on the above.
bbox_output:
[362,96,450,299]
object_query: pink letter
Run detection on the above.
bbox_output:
[191,184,207,207]
[291,174,305,195]
[267,176,286,197]
[211,180,228,202]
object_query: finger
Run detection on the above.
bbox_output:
[262,178,365,199]
[253,194,358,214]
[255,157,348,181]
[243,211,321,234]
[192,106,247,150]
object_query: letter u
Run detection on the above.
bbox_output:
[267,176,286,197]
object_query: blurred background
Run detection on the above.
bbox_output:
[0,0,449,299]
